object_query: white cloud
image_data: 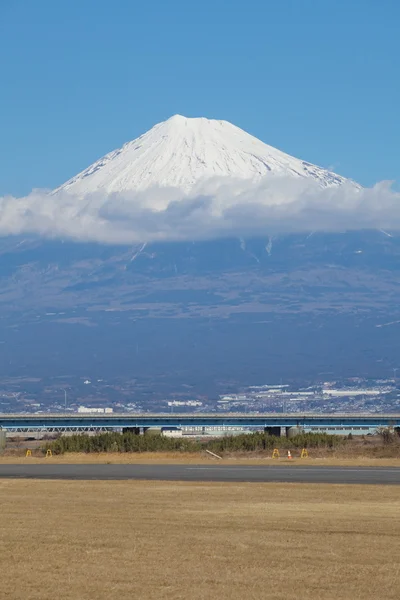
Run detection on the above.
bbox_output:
[0,176,399,244]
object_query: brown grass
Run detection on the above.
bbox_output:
[1,450,400,467]
[0,480,399,600]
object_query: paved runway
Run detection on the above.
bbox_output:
[0,464,399,484]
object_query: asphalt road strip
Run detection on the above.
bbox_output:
[0,464,399,484]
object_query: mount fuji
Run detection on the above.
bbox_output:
[54,114,352,196]
[0,116,398,398]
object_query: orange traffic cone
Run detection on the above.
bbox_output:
[287,450,292,460]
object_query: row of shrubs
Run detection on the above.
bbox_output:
[43,430,344,455]
[207,431,343,453]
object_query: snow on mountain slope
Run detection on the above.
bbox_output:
[54,115,353,196]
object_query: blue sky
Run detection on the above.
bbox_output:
[0,0,399,196]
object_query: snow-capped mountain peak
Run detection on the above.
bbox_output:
[54,115,353,196]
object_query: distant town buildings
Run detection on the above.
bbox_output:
[77,406,113,414]
[167,400,203,407]
[1,375,399,417]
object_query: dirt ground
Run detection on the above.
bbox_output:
[1,450,400,467]
[0,480,399,600]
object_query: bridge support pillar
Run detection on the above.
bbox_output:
[122,427,141,435]
[0,429,6,453]
[264,427,281,437]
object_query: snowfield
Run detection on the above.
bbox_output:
[54,114,354,196]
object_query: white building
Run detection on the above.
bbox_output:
[161,427,183,438]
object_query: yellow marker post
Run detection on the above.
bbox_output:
[300,448,309,459]
[45,449,52,458]
[272,448,280,459]
[25,449,32,457]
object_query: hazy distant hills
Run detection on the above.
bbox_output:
[0,231,398,392]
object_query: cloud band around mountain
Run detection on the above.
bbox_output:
[0,176,398,244]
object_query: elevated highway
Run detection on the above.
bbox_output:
[0,413,399,434]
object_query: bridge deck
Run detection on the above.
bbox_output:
[0,413,399,431]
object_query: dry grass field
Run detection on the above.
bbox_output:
[1,450,400,467]
[0,480,399,600]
